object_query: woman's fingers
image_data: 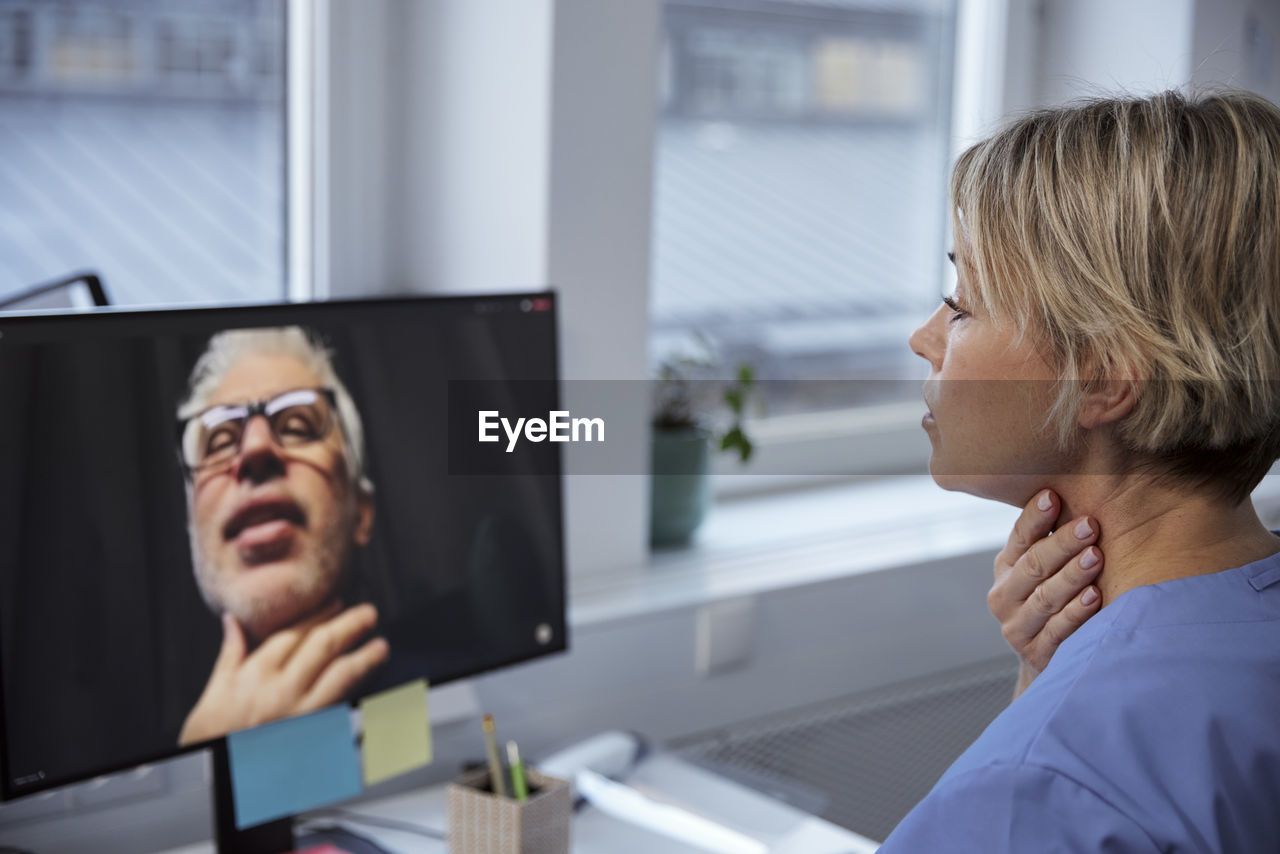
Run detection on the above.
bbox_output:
[1013,515,1098,598]
[1003,546,1104,649]
[1027,584,1104,672]
[992,489,1106,696]
[991,502,1099,619]
[1027,545,1103,617]
[996,489,1060,575]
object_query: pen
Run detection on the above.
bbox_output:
[507,740,529,802]
[482,714,508,797]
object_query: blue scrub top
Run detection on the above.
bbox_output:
[878,548,1280,853]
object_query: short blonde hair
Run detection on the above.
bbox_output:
[952,89,1280,502]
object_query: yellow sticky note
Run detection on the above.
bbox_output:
[359,679,433,786]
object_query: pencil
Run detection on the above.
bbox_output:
[482,714,508,797]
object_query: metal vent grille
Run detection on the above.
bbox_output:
[671,656,1019,842]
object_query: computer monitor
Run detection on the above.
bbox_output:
[0,293,566,851]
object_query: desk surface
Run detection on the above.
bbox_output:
[165,753,879,854]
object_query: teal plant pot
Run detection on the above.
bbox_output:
[650,427,712,547]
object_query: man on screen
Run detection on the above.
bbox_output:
[175,327,389,745]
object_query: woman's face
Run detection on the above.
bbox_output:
[908,252,1076,506]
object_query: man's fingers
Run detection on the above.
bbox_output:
[1005,546,1104,647]
[285,603,380,690]
[996,489,1059,574]
[301,638,391,713]
[1028,585,1103,671]
[254,599,345,669]
[213,612,248,674]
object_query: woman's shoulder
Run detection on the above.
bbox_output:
[1105,554,1280,633]
[1045,561,1280,736]
[937,592,1280,852]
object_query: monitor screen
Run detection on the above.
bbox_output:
[0,293,566,799]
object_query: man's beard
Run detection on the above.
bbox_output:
[190,501,358,643]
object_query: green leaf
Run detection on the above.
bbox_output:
[724,387,744,413]
[719,426,753,464]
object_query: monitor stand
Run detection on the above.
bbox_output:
[211,740,294,854]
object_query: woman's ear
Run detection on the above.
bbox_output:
[1077,377,1137,429]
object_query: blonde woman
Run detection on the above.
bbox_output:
[883,90,1280,851]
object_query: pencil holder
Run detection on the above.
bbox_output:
[447,766,572,854]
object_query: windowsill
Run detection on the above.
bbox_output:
[568,476,1018,627]
[569,473,1280,628]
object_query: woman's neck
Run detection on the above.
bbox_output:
[1051,476,1280,605]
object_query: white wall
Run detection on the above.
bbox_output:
[544,0,659,575]
[1035,0,1280,105]
[1037,0,1196,104]
[1191,0,1280,105]
[382,0,656,577]
[389,0,554,294]
[325,0,396,298]
[1001,0,1043,114]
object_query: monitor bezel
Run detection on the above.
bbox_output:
[0,290,566,802]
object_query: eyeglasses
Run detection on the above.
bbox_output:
[178,387,339,476]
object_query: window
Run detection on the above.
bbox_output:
[0,0,286,307]
[652,0,957,452]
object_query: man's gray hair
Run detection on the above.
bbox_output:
[178,326,373,494]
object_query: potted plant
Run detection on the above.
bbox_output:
[650,358,755,547]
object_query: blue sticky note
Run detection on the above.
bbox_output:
[226,706,362,830]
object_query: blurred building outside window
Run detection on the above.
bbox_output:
[652,0,957,481]
[0,0,286,307]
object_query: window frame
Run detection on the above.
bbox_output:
[286,0,324,302]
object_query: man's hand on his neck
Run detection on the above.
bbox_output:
[179,601,389,746]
